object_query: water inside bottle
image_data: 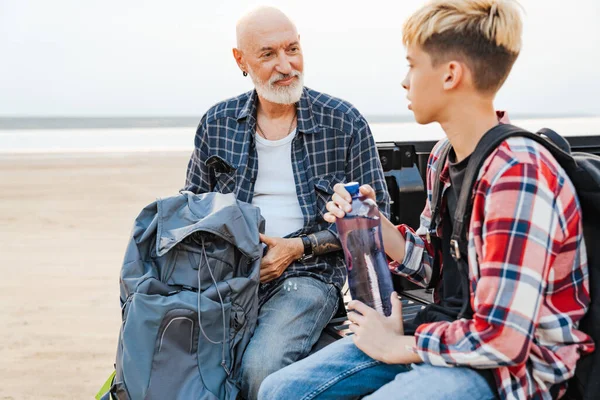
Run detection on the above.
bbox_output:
[338,214,392,316]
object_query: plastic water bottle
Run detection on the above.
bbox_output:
[336,182,394,316]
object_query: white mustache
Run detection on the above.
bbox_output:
[269,70,301,85]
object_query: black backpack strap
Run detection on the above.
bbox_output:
[429,140,452,233]
[538,128,571,153]
[450,123,574,260]
[427,140,452,289]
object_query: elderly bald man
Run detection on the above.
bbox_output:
[184,7,389,399]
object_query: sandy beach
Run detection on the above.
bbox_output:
[0,152,191,399]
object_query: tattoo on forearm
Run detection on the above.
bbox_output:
[308,230,342,256]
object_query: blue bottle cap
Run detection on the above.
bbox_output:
[344,182,360,196]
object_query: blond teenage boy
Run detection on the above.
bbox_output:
[257,1,594,399]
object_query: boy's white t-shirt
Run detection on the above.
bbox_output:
[251,129,304,238]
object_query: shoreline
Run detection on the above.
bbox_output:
[2,117,600,155]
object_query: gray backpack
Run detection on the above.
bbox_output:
[100,192,264,400]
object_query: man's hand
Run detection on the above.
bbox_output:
[347,293,422,364]
[259,234,303,283]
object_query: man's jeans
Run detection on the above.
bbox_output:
[240,276,339,400]
[258,336,498,400]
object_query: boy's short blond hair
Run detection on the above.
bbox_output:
[403,0,523,93]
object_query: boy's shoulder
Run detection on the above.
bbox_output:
[481,136,566,186]
[428,135,567,180]
[426,135,573,196]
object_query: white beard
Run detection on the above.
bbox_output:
[248,67,304,105]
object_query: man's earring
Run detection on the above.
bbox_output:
[243,71,248,77]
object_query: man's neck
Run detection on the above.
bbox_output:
[438,100,499,162]
[257,96,296,120]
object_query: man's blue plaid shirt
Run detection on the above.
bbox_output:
[184,87,389,296]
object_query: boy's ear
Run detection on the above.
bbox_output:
[443,61,464,91]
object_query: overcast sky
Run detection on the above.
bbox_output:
[1,0,599,117]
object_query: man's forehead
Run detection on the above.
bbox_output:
[246,27,298,51]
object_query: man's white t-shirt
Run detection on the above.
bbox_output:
[251,129,304,238]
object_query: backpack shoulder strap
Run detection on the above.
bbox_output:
[429,140,452,232]
[449,123,574,260]
[538,127,571,153]
[427,140,452,289]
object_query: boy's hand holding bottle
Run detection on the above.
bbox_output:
[324,183,378,223]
